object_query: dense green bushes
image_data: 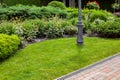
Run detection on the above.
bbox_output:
[91,18,120,37]
[0,34,20,59]
[4,0,41,6]
[0,4,119,40]
[0,5,68,20]
[68,9,114,21]
[48,1,66,9]
[0,18,77,41]
[67,8,119,37]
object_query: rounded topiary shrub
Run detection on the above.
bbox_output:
[48,1,66,9]
[0,34,20,59]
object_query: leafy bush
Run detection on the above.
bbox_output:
[39,6,68,18]
[67,8,78,13]
[69,18,78,26]
[64,26,77,35]
[86,1,100,9]
[0,5,68,20]
[112,3,120,10]
[82,9,116,33]
[68,9,114,22]
[0,21,24,36]
[0,17,77,40]
[22,20,39,41]
[36,17,77,38]
[91,18,120,38]
[48,1,66,9]
[89,10,113,22]
[0,22,16,35]
[4,0,41,6]
[37,17,64,38]
[0,3,8,8]
[0,34,20,59]
[68,11,78,19]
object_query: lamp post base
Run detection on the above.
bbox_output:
[77,38,84,45]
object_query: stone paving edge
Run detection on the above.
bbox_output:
[55,53,120,80]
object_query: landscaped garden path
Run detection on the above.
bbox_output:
[57,53,120,80]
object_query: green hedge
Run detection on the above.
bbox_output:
[0,34,20,59]
[0,5,68,20]
[68,9,114,21]
[4,0,41,6]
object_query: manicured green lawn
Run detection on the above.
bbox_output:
[0,37,120,80]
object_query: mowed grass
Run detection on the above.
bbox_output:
[0,37,120,80]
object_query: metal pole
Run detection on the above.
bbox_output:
[77,0,84,44]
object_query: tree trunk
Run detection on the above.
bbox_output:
[62,0,66,5]
[69,0,75,7]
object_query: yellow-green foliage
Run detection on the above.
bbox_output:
[0,34,20,59]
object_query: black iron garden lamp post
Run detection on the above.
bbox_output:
[77,0,84,44]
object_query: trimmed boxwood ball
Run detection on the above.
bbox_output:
[0,34,20,59]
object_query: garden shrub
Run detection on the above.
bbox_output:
[91,19,120,38]
[0,8,8,20]
[7,5,31,20]
[0,34,20,59]
[22,20,39,41]
[89,10,110,22]
[0,5,68,20]
[69,18,78,26]
[68,9,91,19]
[36,17,77,38]
[0,3,8,8]
[0,17,77,40]
[68,9,114,22]
[39,6,68,18]
[39,17,64,38]
[64,26,77,35]
[44,21,64,38]
[86,1,100,9]
[59,20,77,36]
[48,1,66,10]
[0,22,16,35]
[0,21,24,37]
[68,11,78,19]
[67,8,78,13]
[4,0,41,6]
